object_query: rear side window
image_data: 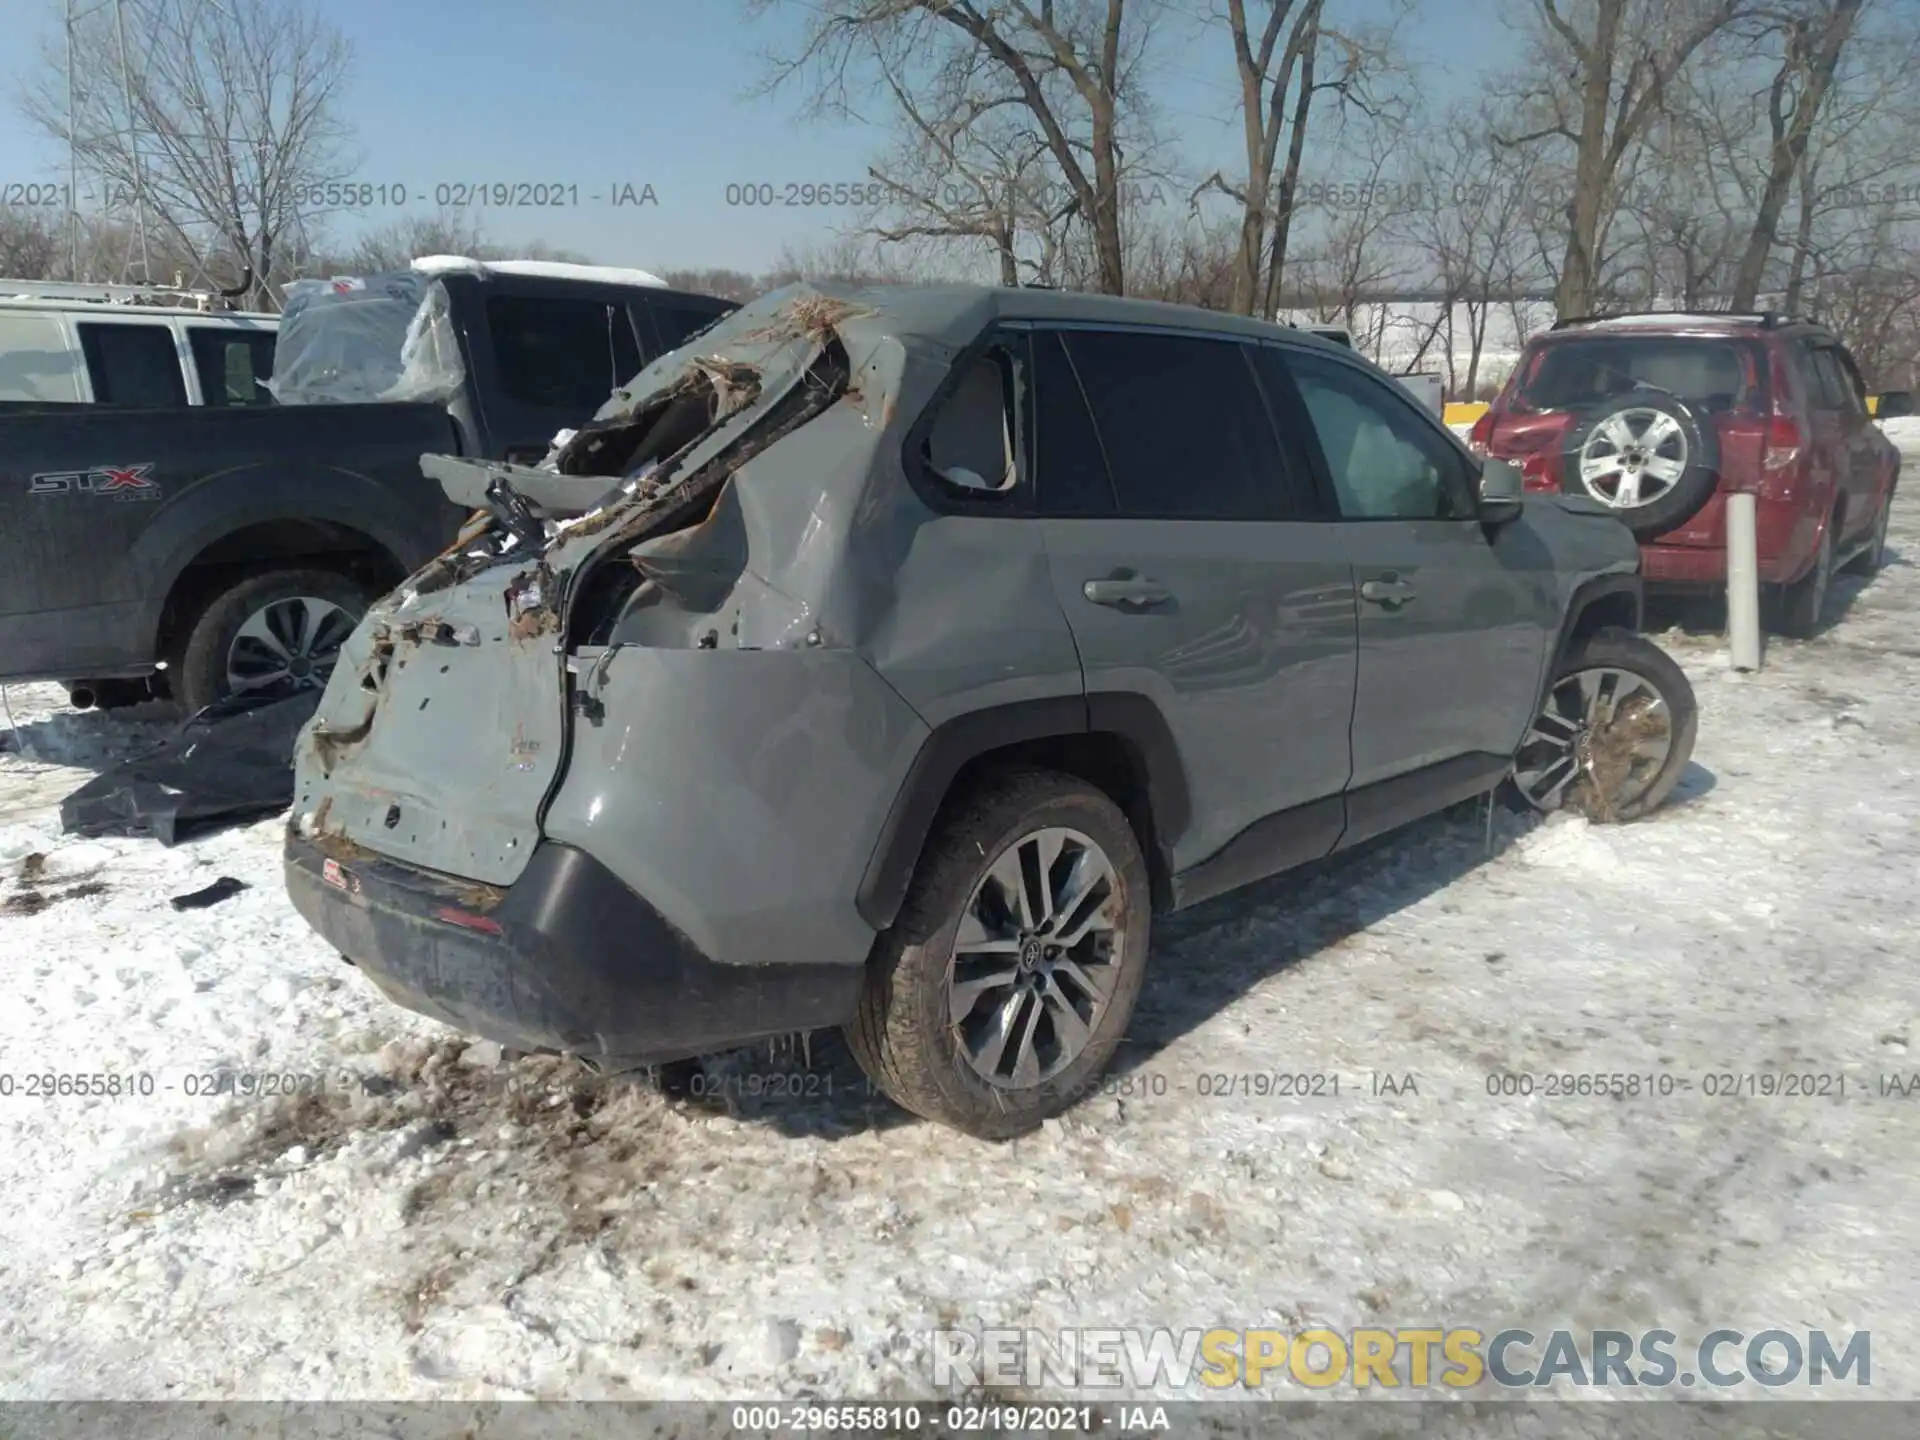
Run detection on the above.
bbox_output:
[1515,336,1759,415]
[77,322,186,406]
[189,328,276,406]
[921,342,1024,499]
[1808,347,1866,415]
[485,295,643,410]
[1032,331,1118,516]
[1061,329,1291,519]
[0,311,82,402]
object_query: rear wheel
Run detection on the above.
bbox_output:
[1841,484,1894,578]
[1775,511,1836,639]
[173,568,371,715]
[1511,628,1697,823]
[846,768,1152,1138]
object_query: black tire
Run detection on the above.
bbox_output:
[1841,482,1895,578]
[1774,510,1836,639]
[1560,390,1721,539]
[1508,627,1698,823]
[173,568,372,715]
[845,768,1152,1139]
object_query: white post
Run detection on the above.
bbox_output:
[1726,490,1763,671]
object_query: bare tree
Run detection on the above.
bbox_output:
[23,0,356,306]
[747,0,1156,294]
[0,206,63,279]
[1724,0,1866,306]
[340,212,492,274]
[1281,129,1410,338]
[1496,0,1751,316]
[855,34,1082,286]
[1396,114,1547,394]
[1189,0,1398,315]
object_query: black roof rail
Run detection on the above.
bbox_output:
[1551,309,1813,331]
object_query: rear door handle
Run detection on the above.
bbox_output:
[1083,572,1172,609]
[1360,576,1417,606]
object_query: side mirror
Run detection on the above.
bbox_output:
[1877,390,1914,419]
[1478,458,1525,525]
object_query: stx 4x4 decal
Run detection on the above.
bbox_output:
[28,463,160,501]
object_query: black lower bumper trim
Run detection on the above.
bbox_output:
[286,835,866,1067]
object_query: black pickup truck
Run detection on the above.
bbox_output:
[0,263,735,711]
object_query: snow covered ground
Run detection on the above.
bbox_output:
[3,445,1920,1405]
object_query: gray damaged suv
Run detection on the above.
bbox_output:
[284,283,1699,1137]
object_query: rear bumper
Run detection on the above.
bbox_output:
[1639,492,1821,588]
[285,833,865,1067]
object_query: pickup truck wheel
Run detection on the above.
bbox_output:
[846,768,1151,1139]
[174,568,371,715]
[1510,629,1697,823]
[1561,391,1720,539]
[1774,511,1836,639]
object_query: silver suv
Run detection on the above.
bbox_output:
[284,284,1698,1137]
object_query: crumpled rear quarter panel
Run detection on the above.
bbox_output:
[540,646,928,970]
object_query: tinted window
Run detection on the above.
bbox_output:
[1831,348,1870,412]
[1032,331,1116,515]
[485,295,642,410]
[77,323,186,406]
[188,328,276,406]
[0,311,82,402]
[1062,330,1289,519]
[1516,336,1758,414]
[1282,349,1472,520]
[649,300,732,354]
[1811,348,1864,415]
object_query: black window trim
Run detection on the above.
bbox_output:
[1014,318,1320,523]
[900,324,1037,518]
[75,318,189,407]
[1260,338,1483,523]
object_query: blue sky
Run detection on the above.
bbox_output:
[0,0,1514,274]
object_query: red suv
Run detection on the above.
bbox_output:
[1469,312,1901,635]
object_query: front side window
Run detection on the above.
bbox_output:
[1279,348,1473,520]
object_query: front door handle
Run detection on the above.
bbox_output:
[1360,575,1417,606]
[1083,572,1172,609]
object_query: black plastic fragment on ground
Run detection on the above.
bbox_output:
[169,876,250,910]
[60,682,323,846]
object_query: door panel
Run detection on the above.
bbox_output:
[1041,519,1357,870]
[1029,326,1358,874]
[1824,347,1882,542]
[1269,345,1550,794]
[1345,518,1552,787]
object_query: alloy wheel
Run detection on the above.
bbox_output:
[945,826,1125,1089]
[226,595,357,694]
[1577,408,1690,510]
[1513,666,1678,821]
